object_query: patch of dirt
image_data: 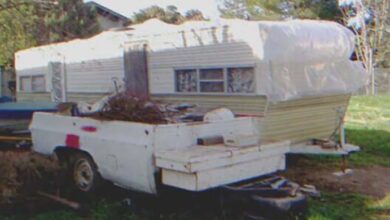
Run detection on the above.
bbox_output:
[0,150,61,205]
[284,165,390,198]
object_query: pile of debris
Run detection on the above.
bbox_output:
[0,151,61,205]
[89,93,166,124]
[72,92,202,124]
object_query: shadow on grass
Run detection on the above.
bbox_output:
[287,128,390,169]
[308,192,373,220]
[287,127,390,220]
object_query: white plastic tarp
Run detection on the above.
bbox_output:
[225,20,368,101]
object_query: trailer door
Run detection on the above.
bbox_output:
[124,41,149,98]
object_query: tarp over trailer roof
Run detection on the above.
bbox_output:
[15,19,369,102]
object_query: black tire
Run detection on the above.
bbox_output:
[248,193,307,220]
[71,153,100,193]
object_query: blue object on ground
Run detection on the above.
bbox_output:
[0,96,14,103]
[0,101,58,119]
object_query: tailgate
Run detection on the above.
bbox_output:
[155,141,290,191]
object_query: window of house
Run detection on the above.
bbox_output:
[175,67,255,94]
[19,75,45,92]
[199,68,224,93]
[175,69,197,92]
[227,67,255,93]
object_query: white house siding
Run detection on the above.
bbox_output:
[97,15,126,31]
[65,57,125,93]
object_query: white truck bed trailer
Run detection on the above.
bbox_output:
[30,112,289,194]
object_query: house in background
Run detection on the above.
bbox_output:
[85,1,130,31]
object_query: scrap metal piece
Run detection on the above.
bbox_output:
[197,135,224,146]
[37,191,81,210]
[300,185,321,198]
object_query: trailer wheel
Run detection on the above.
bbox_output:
[71,153,100,193]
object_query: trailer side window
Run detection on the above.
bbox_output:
[175,69,198,92]
[19,75,46,92]
[175,67,255,94]
[199,68,224,93]
[227,67,255,93]
[20,76,32,92]
[32,75,46,92]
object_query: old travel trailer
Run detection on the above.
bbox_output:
[15,19,368,146]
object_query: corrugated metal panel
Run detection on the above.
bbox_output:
[149,42,255,68]
[17,92,51,102]
[263,95,351,143]
[66,57,125,93]
[152,94,267,115]
[153,94,350,144]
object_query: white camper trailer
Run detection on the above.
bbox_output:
[23,20,368,218]
[15,19,368,146]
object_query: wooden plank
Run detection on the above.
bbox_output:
[161,154,285,191]
[155,141,289,173]
[156,144,289,173]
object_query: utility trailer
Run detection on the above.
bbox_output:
[29,109,357,219]
[30,112,290,194]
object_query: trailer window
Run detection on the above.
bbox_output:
[32,76,46,92]
[19,75,45,92]
[175,69,198,92]
[20,76,32,92]
[227,67,255,93]
[175,67,255,94]
[199,68,224,93]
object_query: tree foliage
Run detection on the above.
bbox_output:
[0,0,99,68]
[0,0,38,67]
[340,0,389,69]
[42,0,100,43]
[132,5,206,24]
[219,0,342,20]
[185,9,206,21]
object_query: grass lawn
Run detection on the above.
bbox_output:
[2,95,390,220]
[303,95,390,220]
